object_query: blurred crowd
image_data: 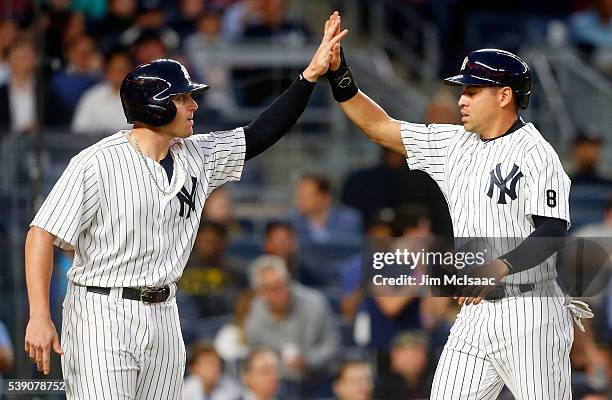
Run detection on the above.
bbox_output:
[0,0,611,399]
[0,0,316,137]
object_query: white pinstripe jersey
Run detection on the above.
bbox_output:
[400,121,571,284]
[31,128,245,288]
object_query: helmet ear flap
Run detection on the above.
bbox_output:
[513,77,531,110]
[143,101,177,126]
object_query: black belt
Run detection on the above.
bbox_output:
[86,286,170,304]
[485,283,536,300]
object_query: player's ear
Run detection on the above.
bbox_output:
[499,87,514,109]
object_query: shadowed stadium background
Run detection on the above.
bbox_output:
[0,0,611,399]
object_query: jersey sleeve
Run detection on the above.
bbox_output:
[30,154,100,250]
[399,122,456,188]
[190,127,246,194]
[524,142,571,227]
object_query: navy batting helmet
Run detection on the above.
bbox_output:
[120,59,209,127]
[444,49,531,109]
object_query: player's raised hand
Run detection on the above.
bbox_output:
[302,11,348,82]
[329,14,342,72]
[24,316,63,375]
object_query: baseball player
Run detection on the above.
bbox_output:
[325,13,593,400]
[23,13,347,399]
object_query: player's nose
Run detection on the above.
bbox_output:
[458,94,468,108]
[189,97,198,112]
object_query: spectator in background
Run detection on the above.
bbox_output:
[221,0,262,42]
[39,0,73,65]
[61,12,88,56]
[241,348,281,400]
[182,341,242,400]
[569,0,612,74]
[120,4,180,53]
[262,221,299,276]
[341,147,453,237]
[0,37,39,135]
[71,0,107,20]
[569,129,612,228]
[185,8,235,116]
[131,28,169,68]
[424,85,462,125]
[571,129,612,188]
[341,148,407,224]
[374,330,432,400]
[241,0,310,44]
[47,35,101,126]
[573,383,608,400]
[573,197,612,386]
[0,19,19,85]
[354,205,431,351]
[203,186,242,235]
[332,360,374,400]
[244,255,340,395]
[71,47,132,135]
[342,204,451,375]
[575,196,612,237]
[95,0,137,53]
[214,291,254,364]
[178,220,248,318]
[169,0,207,40]
[289,174,362,245]
[232,0,311,106]
[339,212,394,322]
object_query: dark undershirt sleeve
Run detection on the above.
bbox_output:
[244,75,316,161]
[500,215,568,273]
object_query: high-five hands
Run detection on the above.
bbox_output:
[302,11,348,82]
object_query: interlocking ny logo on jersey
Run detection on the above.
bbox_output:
[177,176,197,218]
[487,163,523,204]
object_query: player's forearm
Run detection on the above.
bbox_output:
[244,74,316,161]
[500,216,567,274]
[24,227,55,318]
[339,92,405,154]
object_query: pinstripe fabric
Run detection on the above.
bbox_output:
[400,121,571,284]
[62,284,186,399]
[31,128,246,287]
[400,122,574,399]
[32,128,246,399]
[430,289,573,399]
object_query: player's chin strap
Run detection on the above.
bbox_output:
[563,296,594,333]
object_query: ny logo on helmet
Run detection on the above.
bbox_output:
[487,163,523,204]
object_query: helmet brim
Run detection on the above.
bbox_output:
[444,74,502,87]
[174,82,210,96]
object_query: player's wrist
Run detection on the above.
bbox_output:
[301,68,319,83]
[29,312,52,320]
[326,46,358,102]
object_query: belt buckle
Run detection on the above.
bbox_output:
[140,287,157,304]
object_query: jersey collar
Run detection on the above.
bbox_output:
[481,117,526,142]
